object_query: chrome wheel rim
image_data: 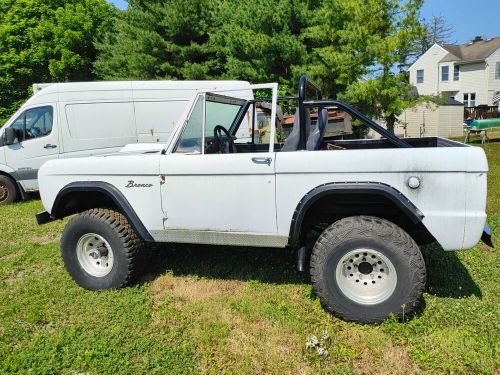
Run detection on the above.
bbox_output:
[336,248,397,305]
[0,183,8,202]
[76,233,114,277]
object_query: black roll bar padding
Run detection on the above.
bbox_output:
[298,75,322,102]
[298,75,323,150]
[303,99,412,148]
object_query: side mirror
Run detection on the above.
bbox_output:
[3,127,16,145]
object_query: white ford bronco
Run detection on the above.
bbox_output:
[36,77,492,323]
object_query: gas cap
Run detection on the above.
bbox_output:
[408,176,421,189]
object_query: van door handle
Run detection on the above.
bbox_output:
[44,144,57,149]
[251,157,272,166]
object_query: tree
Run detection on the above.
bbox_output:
[299,0,391,97]
[94,0,221,80]
[425,15,454,46]
[412,15,455,58]
[331,0,425,133]
[95,0,319,91]
[212,0,318,91]
[0,0,115,122]
[94,0,425,134]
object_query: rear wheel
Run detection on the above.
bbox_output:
[0,175,17,205]
[61,208,149,290]
[310,216,426,324]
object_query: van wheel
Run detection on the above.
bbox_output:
[0,175,17,205]
[310,216,426,324]
[61,208,148,290]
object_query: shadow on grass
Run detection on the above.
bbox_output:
[421,244,482,298]
[141,244,309,285]
[140,242,482,300]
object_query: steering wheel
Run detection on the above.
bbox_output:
[25,127,36,139]
[213,125,235,154]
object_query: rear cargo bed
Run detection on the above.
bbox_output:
[323,136,467,149]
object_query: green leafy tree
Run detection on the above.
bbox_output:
[94,0,221,80]
[94,0,425,133]
[299,0,388,97]
[331,0,425,132]
[95,0,321,93]
[212,0,318,92]
[0,0,115,122]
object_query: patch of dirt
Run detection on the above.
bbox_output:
[149,274,244,303]
[211,311,311,375]
[354,346,419,375]
[0,252,18,261]
[6,233,60,246]
[4,270,25,285]
[35,234,60,245]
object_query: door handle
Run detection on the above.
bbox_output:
[251,157,272,166]
[44,144,57,149]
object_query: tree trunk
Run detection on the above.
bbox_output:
[385,114,396,134]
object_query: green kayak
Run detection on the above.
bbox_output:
[470,118,500,130]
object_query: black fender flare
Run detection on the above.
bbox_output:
[288,182,424,247]
[51,181,153,241]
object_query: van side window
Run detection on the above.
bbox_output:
[10,115,25,143]
[25,107,53,140]
[10,106,53,142]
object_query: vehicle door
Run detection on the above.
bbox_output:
[159,85,281,241]
[4,105,59,191]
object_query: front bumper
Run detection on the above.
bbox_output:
[481,224,494,248]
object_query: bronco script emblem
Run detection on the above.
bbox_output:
[125,180,153,188]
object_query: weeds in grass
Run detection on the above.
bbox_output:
[305,330,330,356]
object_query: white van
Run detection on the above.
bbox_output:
[0,80,250,204]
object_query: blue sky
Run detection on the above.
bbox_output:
[109,0,498,44]
[421,0,498,43]
[109,0,126,9]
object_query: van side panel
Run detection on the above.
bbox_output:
[134,100,188,143]
[60,102,137,157]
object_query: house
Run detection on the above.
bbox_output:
[408,37,500,107]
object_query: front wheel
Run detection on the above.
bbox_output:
[310,216,426,324]
[0,175,17,205]
[61,208,149,290]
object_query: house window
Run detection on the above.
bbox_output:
[441,66,449,81]
[463,93,476,107]
[496,62,500,79]
[416,69,424,83]
[453,65,459,81]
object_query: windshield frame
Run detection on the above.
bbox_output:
[165,83,278,154]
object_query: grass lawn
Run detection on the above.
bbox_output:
[0,132,498,374]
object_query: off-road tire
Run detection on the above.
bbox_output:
[61,208,149,290]
[310,216,426,324]
[0,175,17,205]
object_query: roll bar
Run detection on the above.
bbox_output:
[297,75,411,149]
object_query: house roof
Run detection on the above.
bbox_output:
[440,37,500,63]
